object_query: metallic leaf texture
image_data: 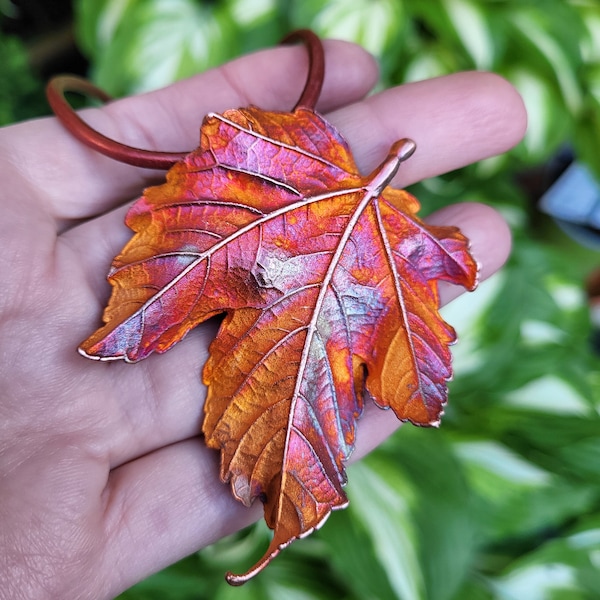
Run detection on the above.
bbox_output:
[80,106,478,583]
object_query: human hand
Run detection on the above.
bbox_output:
[0,40,525,599]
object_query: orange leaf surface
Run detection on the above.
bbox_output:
[80,105,478,583]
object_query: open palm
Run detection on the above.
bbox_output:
[0,40,525,599]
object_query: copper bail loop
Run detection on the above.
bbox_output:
[281,29,325,111]
[46,30,325,169]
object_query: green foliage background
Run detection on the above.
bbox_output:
[0,33,46,125]
[7,0,600,598]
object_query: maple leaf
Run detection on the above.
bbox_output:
[80,105,478,583]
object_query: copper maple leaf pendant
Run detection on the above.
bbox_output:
[47,30,478,584]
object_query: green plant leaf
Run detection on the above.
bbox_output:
[346,458,424,600]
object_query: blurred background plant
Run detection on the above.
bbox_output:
[3,0,600,598]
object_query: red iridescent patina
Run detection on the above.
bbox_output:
[47,31,478,584]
